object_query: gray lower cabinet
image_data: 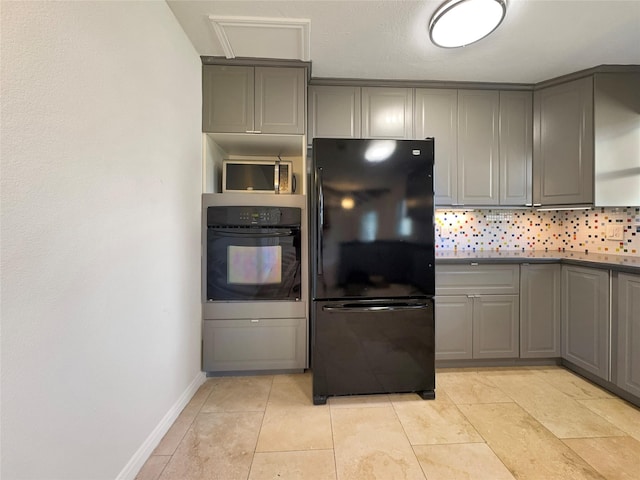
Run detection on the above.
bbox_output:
[435,295,473,360]
[203,65,305,134]
[435,264,520,360]
[520,263,561,358]
[562,265,610,379]
[533,76,594,206]
[202,317,306,372]
[308,85,361,140]
[616,273,640,397]
[473,294,519,359]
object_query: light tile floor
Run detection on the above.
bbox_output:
[135,366,640,480]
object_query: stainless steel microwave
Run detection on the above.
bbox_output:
[222,159,293,194]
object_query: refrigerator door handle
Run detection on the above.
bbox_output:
[322,302,430,313]
[317,167,324,275]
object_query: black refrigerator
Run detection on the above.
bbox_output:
[310,138,436,405]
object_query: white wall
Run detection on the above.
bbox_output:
[1,1,203,478]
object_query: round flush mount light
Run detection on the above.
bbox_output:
[429,0,507,48]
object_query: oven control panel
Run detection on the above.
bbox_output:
[207,206,301,227]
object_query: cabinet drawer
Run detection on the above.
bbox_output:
[436,264,520,295]
[203,317,306,372]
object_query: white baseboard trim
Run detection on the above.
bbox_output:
[116,371,207,480]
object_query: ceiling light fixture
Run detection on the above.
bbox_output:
[429,0,507,48]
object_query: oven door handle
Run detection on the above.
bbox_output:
[322,302,430,313]
[210,230,294,238]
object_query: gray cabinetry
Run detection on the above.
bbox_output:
[473,294,519,359]
[436,264,520,360]
[434,89,531,207]
[308,85,361,140]
[414,88,458,205]
[203,65,305,134]
[562,265,609,379]
[361,87,413,139]
[203,317,306,372]
[458,90,500,205]
[500,91,533,206]
[616,273,640,397]
[594,72,640,206]
[434,295,473,360]
[520,263,561,358]
[533,77,594,206]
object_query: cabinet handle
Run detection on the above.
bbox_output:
[245,130,262,134]
[533,203,542,207]
[470,262,479,266]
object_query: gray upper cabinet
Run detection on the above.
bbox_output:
[203,65,305,134]
[500,91,533,206]
[562,265,610,380]
[361,87,413,139]
[414,89,458,205]
[594,72,640,207]
[616,273,640,398]
[458,90,500,205]
[520,263,561,358]
[308,85,361,140]
[203,65,254,133]
[533,76,594,206]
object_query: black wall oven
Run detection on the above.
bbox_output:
[206,206,302,301]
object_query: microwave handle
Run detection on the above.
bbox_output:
[274,160,280,194]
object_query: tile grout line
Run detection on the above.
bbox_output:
[328,397,339,480]
[246,375,274,479]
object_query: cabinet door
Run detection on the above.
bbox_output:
[500,91,532,206]
[533,77,594,205]
[520,264,561,358]
[473,295,519,359]
[361,87,413,139]
[308,85,361,140]
[414,89,458,205]
[435,296,473,360]
[562,265,609,379]
[594,73,640,207]
[255,67,305,134]
[202,65,254,133]
[617,273,640,397]
[203,318,306,372]
[458,90,500,205]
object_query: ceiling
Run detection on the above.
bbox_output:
[167,0,640,84]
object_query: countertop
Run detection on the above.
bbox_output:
[435,250,640,274]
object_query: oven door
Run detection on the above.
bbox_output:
[206,226,301,301]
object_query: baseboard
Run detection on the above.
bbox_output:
[116,370,207,480]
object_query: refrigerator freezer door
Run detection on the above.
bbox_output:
[312,299,435,404]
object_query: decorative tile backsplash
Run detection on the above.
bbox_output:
[435,207,640,256]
